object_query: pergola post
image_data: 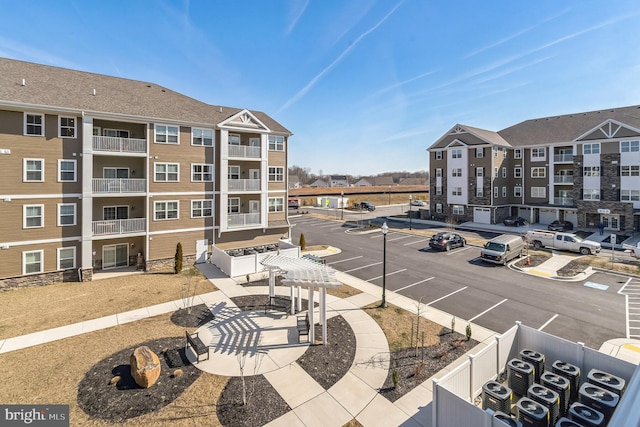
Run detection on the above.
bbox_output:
[297,286,302,312]
[308,286,315,344]
[290,285,295,315]
[321,287,327,345]
[268,267,276,298]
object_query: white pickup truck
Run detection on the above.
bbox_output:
[526,230,601,255]
[623,242,640,259]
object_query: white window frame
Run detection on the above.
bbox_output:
[191,164,214,182]
[435,151,443,160]
[268,135,285,151]
[502,167,507,178]
[24,158,44,182]
[583,143,600,155]
[621,165,640,176]
[476,147,484,158]
[502,148,507,157]
[494,147,499,157]
[229,134,241,145]
[531,167,546,178]
[452,149,462,159]
[494,187,499,198]
[191,128,214,146]
[583,166,600,177]
[621,189,640,201]
[451,187,462,196]
[514,167,522,178]
[154,124,179,144]
[476,187,484,197]
[514,149,522,159]
[531,187,546,198]
[476,167,484,177]
[58,116,77,138]
[583,189,600,200]
[58,159,77,182]
[435,186,442,196]
[228,197,240,214]
[57,203,77,226]
[154,200,179,220]
[452,168,462,177]
[228,165,240,180]
[268,197,285,212]
[191,200,213,218]
[103,128,130,138]
[514,187,522,197]
[24,113,44,136]
[57,247,76,270]
[268,167,284,182]
[24,204,44,228]
[502,186,507,197]
[23,250,43,275]
[621,140,640,152]
[154,162,179,182]
[436,168,442,178]
[435,203,443,213]
[453,205,464,215]
[494,167,498,178]
[531,147,546,160]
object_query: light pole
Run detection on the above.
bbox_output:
[388,185,391,206]
[409,195,413,230]
[380,222,388,308]
[341,191,344,220]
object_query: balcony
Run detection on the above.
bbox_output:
[228,179,261,192]
[553,175,574,184]
[93,136,146,154]
[92,218,146,236]
[228,213,261,228]
[553,197,574,206]
[92,178,146,194]
[228,144,261,159]
[553,153,574,163]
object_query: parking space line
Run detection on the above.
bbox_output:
[343,262,382,273]
[468,299,508,322]
[328,256,363,265]
[446,246,474,255]
[330,227,345,231]
[404,238,429,246]
[318,223,340,228]
[538,314,559,331]
[426,286,468,306]
[366,269,407,282]
[618,277,634,294]
[388,235,412,242]
[395,277,435,292]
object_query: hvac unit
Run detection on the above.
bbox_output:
[493,411,523,427]
[527,384,560,427]
[520,349,545,383]
[508,358,535,396]
[482,381,512,414]
[587,368,626,397]
[568,402,604,427]
[554,417,585,427]
[516,397,550,427]
[578,382,619,423]
[540,371,571,417]
[551,360,581,402]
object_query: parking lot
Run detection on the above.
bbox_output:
[291,215,629,350]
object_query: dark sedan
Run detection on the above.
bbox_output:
[503,216,526,227]
[548,220,573,231]
[428,232,466,251]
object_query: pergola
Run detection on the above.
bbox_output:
[260,255,342,345]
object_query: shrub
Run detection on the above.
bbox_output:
[451,316,456,333]
[466,323,472,341]
[174,242,183,274]
[414,360,426,379]
[392,369,399,388]
[299,233,307,251]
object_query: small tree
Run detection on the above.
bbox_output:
[299,233,307,251]
[466,323,472,341]
[451,316,456,334]
[174,242,183,274]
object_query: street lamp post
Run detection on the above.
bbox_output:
[341,191,344,220]
[380,222,388,308]
[388,185,391,206]
[409,195,413,230]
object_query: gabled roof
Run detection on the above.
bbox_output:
[373,176,394,186]
[218,109,271,132]
[330,175,348,181]
[0,57,290,134]
[429,124,509,150]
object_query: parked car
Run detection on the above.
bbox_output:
[288,199,300,209]
[411,200,427,206]
[548,220,573,231]
[358,201,376,211]
[429,232,466,251]
[503,216,526,227]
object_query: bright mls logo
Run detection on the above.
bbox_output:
[1,405,68,426]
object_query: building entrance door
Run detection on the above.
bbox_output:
[103,244,129,269]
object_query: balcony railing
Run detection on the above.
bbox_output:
[553,176,574,184]
[228,144,261,158]
[228,179,261,191]
[553,197,574,206]
[553,153,574,163]
[93,136,147,153]
[228,213,261,228]
[92,178,146,193]
[92,218,146,236]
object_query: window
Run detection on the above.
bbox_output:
[57,247,76,270]
[191,164,213,182]
[476,187,484,197]
[435,151,443,160]
[436,168,443,178]
[23,250,43,275]
[192,128,213,146]
[621,190,640,201]
[451,187,462,196]
[531,167,546,178]
[24,159,44,182]
[531,187,546,198]
[514,187,522,197]
[24,113,44,136]
[228,166,240,180]
[494,167,498,178]
[583,189,600,200]
[57,203,76,226]
[24,205,44,228]
[514,149,522,159]
[58,160,77,182]
[531,148,545,160]
[155,124,179,144]
[154,163,179,181]
[452,168,462,177]
[453,205,464,215]
[268,197,284,212]
[191,200,212,217]
[493,147,498,157]
[502,167,507,178]
[103,206,128,220]
[502,186,507,197]
[583,143,600,155]
[621,140,640,152]
[503,148,507,157]
[622,165,640,176]
[476,147,484,158]
[435,186,442,195]
[583,166,600,177]
[268,135,285,151]
[103,167,129,179]
[494,187,499,198]
[154,201,179,220]
[228,198,240,213]
[435,203,443,213]
[476,167,484,177]
[229,134,240,145]
[58,116,76,137]
[268,167,284,182]
[103,129,129,138]
[451,149,462,159]
[514,167,522,178]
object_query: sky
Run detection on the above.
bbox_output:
[1,1,640,176]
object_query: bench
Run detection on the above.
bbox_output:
[297,312,310,343]
[265,295,291,317]
[185,331,210,363]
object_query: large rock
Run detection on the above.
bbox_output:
[130,346,161,388]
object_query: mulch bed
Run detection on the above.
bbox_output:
[230,294,317,313]
[77,337,202,422]
[557,259,591,277]
[170,303,215,328]
[379,330,478,402]
[514,253,550,268]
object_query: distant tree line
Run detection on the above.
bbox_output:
[288,165,429,185]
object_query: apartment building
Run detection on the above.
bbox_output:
[0,58,291,288]
[428,106,640,233]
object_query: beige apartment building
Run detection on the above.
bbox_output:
[428,106,640,233]
[0,58,291,288]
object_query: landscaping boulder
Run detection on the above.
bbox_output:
[130,346,161,388]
